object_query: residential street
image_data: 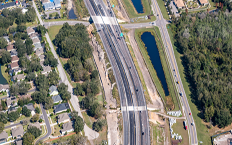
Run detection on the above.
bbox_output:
[32,1,99,141]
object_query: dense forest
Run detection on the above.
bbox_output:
[171,12,232,127]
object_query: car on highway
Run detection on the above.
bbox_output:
[177,81,179,84]
[173,69,175,71]
[191,122,194,126]
[180,92,182,96]
[189,113,191,115]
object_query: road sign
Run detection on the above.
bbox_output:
[120,33,123,37]
[112,5,114,8]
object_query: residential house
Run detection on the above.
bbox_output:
[10,68,22,76]
[174,0,185,9]
[6,44,14,52]
[29,33,38,40]
[0,84,9,92]
[8,106,17,113]
[39,54,45,62]
[41,0,50,4]
[49,85,58,96]
[0,2,17,10]
[57,113,70,124]
[32,37,40,45]
[10,49,17,57]
[0,131,8,144]
[54,103,69,114]
[52,95,62,104]
[198,0,208,6]
[40,61,45,67]
[34,43,42,51]
[12,125,24,138]
[15,140,22,145]
[27,27,35,36]
[6,96,17,108]
[11,55,19,63]
[19,94,32,100]
[13,74,25,82]
[28,122,41,130]
[3,36,9,44]
[43,2,55,11]
[60,122,74,135]
[54,0,61,9]
[24,103,35,116]
[10,62,19,69]
[35,48,44,56]
[41,66,52,75]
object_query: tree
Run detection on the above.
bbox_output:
[44,97,53,110]
[74,116,84,133]
[55,13,59,19]
[49,13,53,19]
[74,83,83,96]
[23,132,35,145]
[36,25,47,36]
[18,81,30,95]
[9,34,13,42]
[20,120,29,126]
[91,70,98,79]
[90,102,103,119]
[9,26,16,34]
[27,126,42,138]
[22,106,31,117]
[1,51,11,64]
[0,112,7,124]
[35,74,49,91]
[0,37,7,49]
[35,107,40,114]
[2,9,9,17]
[19,56,30,69]
[8,111,20,122]
[93,119,107,132]
[57,83,68,94]
[18,98,30,107]
[16,25,26,32]
[25,38,33,55]
[31,91,47,104]
[10,84,19,96]
[60,91,71,101]
[31,114,40,122]
[1,100,6,111]
[26,72,36,81]
[68,134,87,145]
[215,109,232,128]
[47,71,60,85]
[0,122,4,133]
[25,7,36,22]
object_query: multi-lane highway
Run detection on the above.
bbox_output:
[84,0,149,144]
[151,0,198,144]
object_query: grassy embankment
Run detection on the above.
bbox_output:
[73,0,90,19]
[166,24,211,144]
[134,27,179,111]
[156,0,169,20]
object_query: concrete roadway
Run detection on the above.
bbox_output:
[151,0,198,144]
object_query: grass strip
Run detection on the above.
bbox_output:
[134,28,179,111]
[166,24,211,144]
[156,0,169,20]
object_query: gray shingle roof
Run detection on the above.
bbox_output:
[58,113,70,123]
[34,43,42,50]
[54,103,69,113]
[12,126,23,138]
[28,122,40,129]
[0,131,8,140]
[16,140,22,145]
[24,103,35,111]
[49,85,57,93]
[32,37,40,44]
[0,2,16,10]
[43,2,54,9]
[52,95,62,103]
[35,48,44,56]
[61,122,73,132]
[27,27,35,35]
[13,74,25,81]
[0,84,9,91]
[11,49,17,56]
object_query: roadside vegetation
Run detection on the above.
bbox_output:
[156,0,169,19]
[73,0,90,19]
[134,28,179,111]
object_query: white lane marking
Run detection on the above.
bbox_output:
[121,106,146,111]
[92,16,117,25]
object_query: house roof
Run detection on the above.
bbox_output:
[174,0,185,8]
[42,66,52,74]
[54,103,69,113]
[27,27,35,35]
[61,122,73,132]
[0,2,16,10]
[34,43,42,49]
[199,0,208,4]
[41,0,50,4]
[11,49,17,56]
[8,106,17,113]
[10,62,19,68]
[13,74,25,81]
[35,48,44,56]
[6,96,17,106]
[11,56,19,62]
[52,95,62,103]
[28,122,40,129]
[10,67,22,74]
[7,44,14,51]
[19,94,32,100]
[58,113,70,123]
[39,54,45,60]
[29,33,38,39]
[49,85,57,93]
[0,131,8,140]
[24,103,35,111]
[0,84,9,91]
[43,2,54,9]
[54,0,61,6]
[16,140,22,145]
[12,125,24,137]
[32,37,40,44]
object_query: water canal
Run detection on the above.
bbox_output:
[141,32,169,96]
[69,9,77,19]
[131,0,144,13]
[0,65,7,84]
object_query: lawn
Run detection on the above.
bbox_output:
[150,122,164,145]
[1,64,10,83]
[48,25,63,41]
[92,127,107,144]
[172,119,189,145]
[156,0,169,20]
[51,115,57,124]
[97,95,103,104]
[166,24,211,144]
[120,0,152,18]
[82,111,95,128]
[53,125,61,136]
[134,27,179,111]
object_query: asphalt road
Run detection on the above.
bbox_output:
[35,104,52,144]
[4,122,21,129]
[84,0,149,144]
[151,0,198,144]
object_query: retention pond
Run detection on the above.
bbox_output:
[141,32,169,96]
[131,0,144,13]
[0,65,7,84]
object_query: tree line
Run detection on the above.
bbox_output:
[171,12,232,127]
